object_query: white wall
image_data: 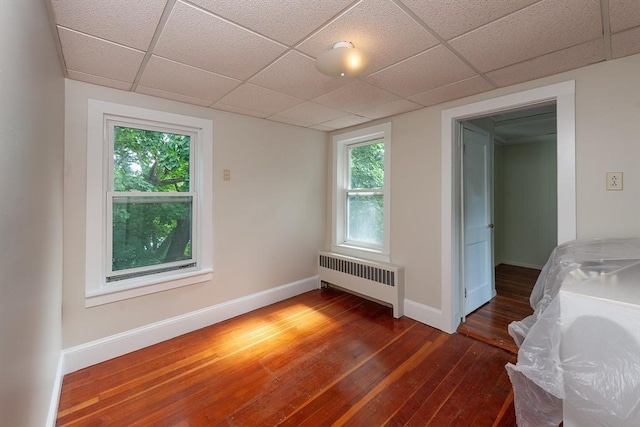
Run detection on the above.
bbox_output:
[0,1,65,426]
[495,140,558,269]
[63,81,327,348]
[331,54,640,314]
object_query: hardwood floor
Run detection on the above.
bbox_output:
[57,288,518,426]
[457,264,540,354]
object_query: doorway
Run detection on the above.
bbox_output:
[439,81,576,334]
[457,104,558,351]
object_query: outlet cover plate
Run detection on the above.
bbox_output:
[606,172,623,191]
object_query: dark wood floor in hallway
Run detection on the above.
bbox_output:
[57,288,518,426]
[457,264,540,354]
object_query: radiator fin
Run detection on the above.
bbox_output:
[319,254,395,286]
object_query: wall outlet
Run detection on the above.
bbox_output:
[606,172,623,191]
[223,169,231,181]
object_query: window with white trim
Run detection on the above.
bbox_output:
[86,100,213,306]
[332,123,391,262]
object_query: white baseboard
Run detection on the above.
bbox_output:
[46,353,64,427]
[62,276,318,374]
[404,299,451,333]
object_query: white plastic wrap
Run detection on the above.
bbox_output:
[506,238,640,427]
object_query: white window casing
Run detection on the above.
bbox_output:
[86,100,213,307]
[331,122,391,263]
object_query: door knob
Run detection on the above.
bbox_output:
[487,223,494,229]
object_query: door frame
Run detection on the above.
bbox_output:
[440,80,576,333]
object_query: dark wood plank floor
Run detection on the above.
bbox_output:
[57,288,518,426]
[457,264,540,354]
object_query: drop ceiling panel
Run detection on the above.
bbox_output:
[409,76,494,107]
[139,56,241,103]
[136,86,213,107]
[51,0,166,51]
[210,103,270,119]
[611,27,640,59]
[189,0,354,45]
[297,0,439,74]
[366,45,479,97]
[58,27,144,83]
[358,99,423,120]
[217,84,304,116]
[313,81,400,114]
[486,39,606,87]
[272,102,348,126]
[249,51,351,100]
[401,0,539,40]
[319,114,372,130]
[450,0,603,72]
[67,70,132,91]
[609,0,640,33]
[153,1,287,80]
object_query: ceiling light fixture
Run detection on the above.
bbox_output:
[315,41,370,78]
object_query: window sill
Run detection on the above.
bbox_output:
[330,244,390,264]
[85,268,213,307]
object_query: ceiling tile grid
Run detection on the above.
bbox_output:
[400,0,541,41]
[409,76,495,107]
[365,45,480,98]
[486,38,607,87]
[271,102,351,127]
[50,0,167,51]
[57,27,145,84]
[138,56,242,103]
[188,0,356,46]
[153,1,288,80]
[448,0,604,73]
[48,0,640,130]
[608,0,640,33]
[296,0,440,74]
[313,80,401,114]
[216,84,304,117]
[248,51,351,100]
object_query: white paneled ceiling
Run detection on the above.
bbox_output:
[48,0,640,131]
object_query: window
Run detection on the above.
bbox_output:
[108,124,195,281]
[86,101,213,306]
[332,123,391,262]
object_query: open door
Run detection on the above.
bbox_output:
[462,122,495,316]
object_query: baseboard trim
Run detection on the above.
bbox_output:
[62,276,319,374]
[46,353,64,427]
[404,299,451,333]
[498,260,544,270]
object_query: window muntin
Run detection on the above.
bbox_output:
[345,140,384,247]
[106,122,197,282]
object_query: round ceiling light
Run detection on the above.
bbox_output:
[315,41,370,78]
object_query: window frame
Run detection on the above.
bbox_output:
[105,119,197,281]
[331,122,391,262]
[86,100,213,307]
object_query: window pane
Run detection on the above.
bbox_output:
[349,141,384,189]
[347,194,383,245]
[112,196,193,273]
[113,126,190,192]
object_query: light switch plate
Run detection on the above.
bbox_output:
[606,172,623,191]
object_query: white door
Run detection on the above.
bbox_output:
[462,122,494,316]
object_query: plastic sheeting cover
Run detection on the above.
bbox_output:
[506,238,640,426]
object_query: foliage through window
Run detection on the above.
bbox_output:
[346,141,384,246]
[108,125,196,281]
